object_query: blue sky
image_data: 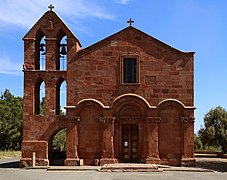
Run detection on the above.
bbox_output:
[0,0,227,133]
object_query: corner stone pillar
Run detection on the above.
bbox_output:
[181,117,196,167]
[64,116,80,166]
[146,117,161,164]
[99,117,118,166]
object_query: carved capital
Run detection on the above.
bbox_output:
[181,117,188,122]
[99,117,115,124]
[67,116,80,123]
[146,117,161,123]
[189,117,195,122]
[181,117,195,123]
[23,64,34,70]
[181,117,195,128]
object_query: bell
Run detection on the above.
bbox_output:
[39,43,45,52]
[60,45,67,55]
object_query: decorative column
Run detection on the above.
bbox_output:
[99,117,118,166]
[146,117,161,164]
[181,117,196,167]
[64,116,80,166]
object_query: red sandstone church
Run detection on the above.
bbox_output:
[20,6,196,167]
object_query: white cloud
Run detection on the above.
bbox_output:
[0,56,22,75]
[115,0,131,5]
[0,0,115,28]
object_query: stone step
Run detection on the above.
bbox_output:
[100,163,162,172]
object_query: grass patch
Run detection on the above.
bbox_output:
[0,151,21,159]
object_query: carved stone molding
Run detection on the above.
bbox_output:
[44,17,54,30]
[99,117,116,123]
[189,117,195,122]
[181,117,195,128]
[67,116,80,123]
[181,117,188,122]
[146,117,161,123]
[181,117,195,123]
[23,64,34,70]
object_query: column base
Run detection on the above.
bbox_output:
[20,158,49,167]
[146,157,161,164]
[64,158,80,166]
[100,158,118,166]
[181,158,196,167]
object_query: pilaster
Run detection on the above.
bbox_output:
[181,117,196,167]
[145,117,161,164]
[64,116,80,166]
[99,117,118,165]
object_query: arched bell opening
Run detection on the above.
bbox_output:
[35,30,46,70]
[56,31,67,71]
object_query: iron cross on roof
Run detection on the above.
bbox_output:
[127,18,134,26]
[48,4,54,11]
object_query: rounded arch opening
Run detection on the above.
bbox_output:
[56,78,66,115]
[35,30,46,70]
[49,128,66,166]
[57,31,67,70]
[34,77,45,115]
[115,101,144,118]
[112,94,150,118]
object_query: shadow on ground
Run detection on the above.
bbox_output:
[0,161,19,168]
[196,157,227,172]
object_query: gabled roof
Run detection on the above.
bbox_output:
[23,10,81,47]
[74,26,194,59]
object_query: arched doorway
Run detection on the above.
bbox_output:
[112,94,150,163]
[117,104,141,163]
[50,128,66,166]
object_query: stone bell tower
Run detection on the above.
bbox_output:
[20,5,81,166]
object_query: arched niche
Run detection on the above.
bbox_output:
[157,99,185,166]
[76,100,103,165]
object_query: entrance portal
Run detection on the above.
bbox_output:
[122,124,139,163]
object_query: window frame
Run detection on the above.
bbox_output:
[120,56,140,85]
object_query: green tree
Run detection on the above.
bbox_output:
[40,97,45,115]
[198,106,227,153]
[194,133,203,150]
[0,89,23,150]
[52,129,66,152]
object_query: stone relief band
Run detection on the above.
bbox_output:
[99,117,116,123]
[67,116,80,123]
[181,117,195,123]
[146,117,161,123]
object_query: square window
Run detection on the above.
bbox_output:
[121,57,139,84]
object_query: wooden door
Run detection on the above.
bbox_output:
[122,124,139,163]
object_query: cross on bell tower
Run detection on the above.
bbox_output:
[127,18,134,26]
[48,4,54,11]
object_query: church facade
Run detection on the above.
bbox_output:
[20,8,196,167]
